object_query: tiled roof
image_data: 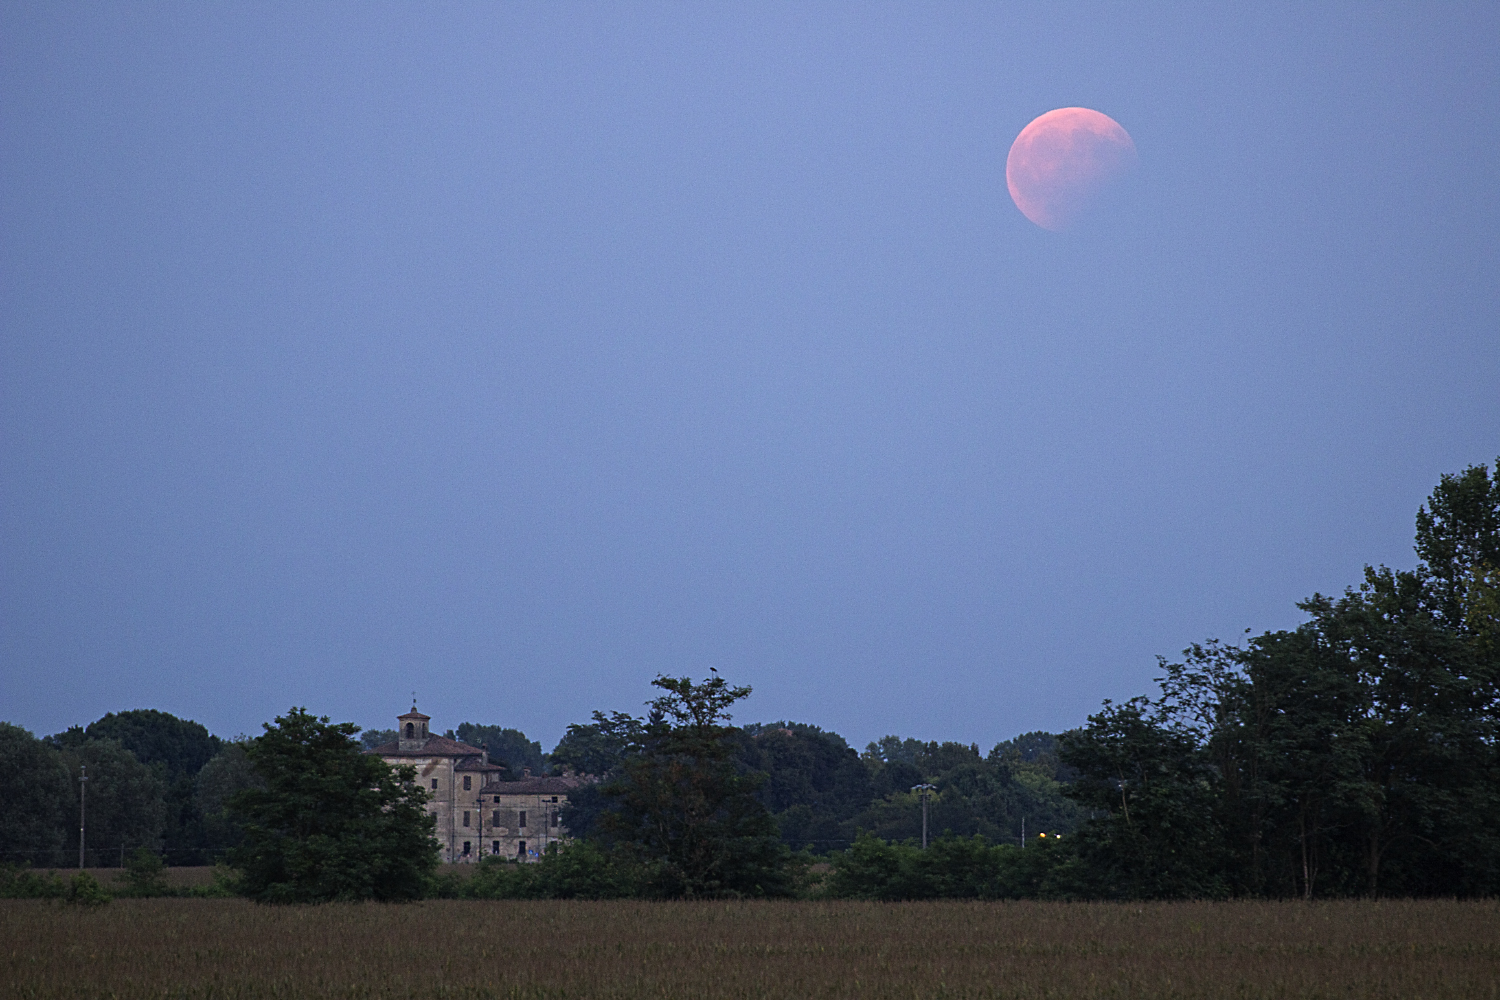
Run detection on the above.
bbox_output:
[480,774,589,796]
[455,757,505,772]
[366,735,483,758]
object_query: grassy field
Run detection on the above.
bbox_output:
[4,898,1496,999]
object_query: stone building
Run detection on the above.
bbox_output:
[368,705,583,863]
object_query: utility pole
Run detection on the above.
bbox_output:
[78,765,88,869]
[911,784,936,849]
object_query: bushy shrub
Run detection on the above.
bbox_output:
[451,841,650,899]
[821,832,1070,900]
[183,865,240,899]
[118,847,171,896]
[64,871,111,906]
[0,864,66,899]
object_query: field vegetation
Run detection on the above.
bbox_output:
[4,897,1497,999]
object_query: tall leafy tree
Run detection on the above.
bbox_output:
[598,675,790,897]
[359,729,397,750]
[0,723,72,866]
[82,710,222,778]
[80,710,223,863]
[1414,458,1500,628]
[1057,459,1500,899]
[228,708,437,903]
[194,741,262,852]
[55,739,168,864]
[1060,695,1233,899]
[734,722,871,852]
[454,723,545,775]
[552,711,647,776]
[847,735,1083,848]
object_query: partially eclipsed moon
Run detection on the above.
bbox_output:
[1007,108,1137,231]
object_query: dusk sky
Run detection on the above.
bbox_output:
[4,4,1498,751]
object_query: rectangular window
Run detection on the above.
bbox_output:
[492,841,500,855]
[463,775,471,790]
[552,812,560,828]
[462,841,471,856]
[518,810,527,829]
[462,811,470,828]
[431,779,438,789]
[517,840,526,858]
[492,811,500,827]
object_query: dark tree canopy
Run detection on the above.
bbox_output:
[46,710,228,863]
[1057,460,1500,899]
[0,723,72,865]
[194,741,261,851]
[734,723,871,851]
[596,675,790,897]
[228,708,437,903]
[552,711,647,777]
[842,735,1083,850]
[1415,457,1500,626]
[56,738,169,863]
[81,710,222,781]
[359,729,397,750]
[453,723,544,775]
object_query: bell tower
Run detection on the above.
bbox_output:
[397,703,430,751]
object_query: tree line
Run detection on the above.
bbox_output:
[4,459,1496,901]
[0,709,248,868]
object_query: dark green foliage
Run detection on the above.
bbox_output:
[595,675,792,897]
[194,741,261,851]
[1059,693,1234,899]
[822,832,1068,900]
[551,710,647,776]
[734,723,871,851]
[80,710,222,779]
[556,780,611,840]
[454,723,545,775]
[551,711,657,838]
[443,841,650,899]
[0,723,72,866]
[359,729,397,750]
[846,734,1085,848]
[1056,459,1500,899]
[0,864,67,898]
[57,739,168,864]
[1415,458,1500,628]
[120,847,170,896]
[227,708,438,903]
[76,710,224,865]
[64,870,111,905]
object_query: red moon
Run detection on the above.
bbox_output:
[1006,108,1137,231]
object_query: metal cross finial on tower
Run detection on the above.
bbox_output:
[412,691,417,711]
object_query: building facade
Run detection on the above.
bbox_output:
[368,706,583,863]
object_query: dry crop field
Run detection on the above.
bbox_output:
[4,898,1497,1000]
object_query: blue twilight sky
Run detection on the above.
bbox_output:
[3,4,1497,751]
